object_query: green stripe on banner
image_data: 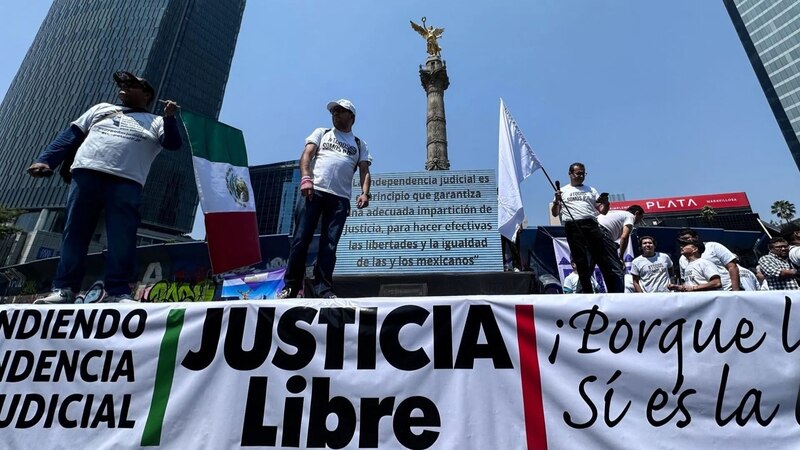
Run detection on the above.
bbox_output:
[141,309,186,447]
[181,109,249,166]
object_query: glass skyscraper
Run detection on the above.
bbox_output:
[0,0,246,243]
[725,0,800,171]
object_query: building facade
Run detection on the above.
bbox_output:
[724,0,800,171]
[608,191,770,232]
[0,0,245,263]
[249,160,301,236]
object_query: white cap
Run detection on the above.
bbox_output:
[326,99,356,116]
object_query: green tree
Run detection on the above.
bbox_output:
[0,206,24,239]
[771,200,796,224]
[701,205,717,223]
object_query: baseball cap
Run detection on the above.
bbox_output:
[113,71,155,97]
[326,99,356,116]
[678,238,705,255]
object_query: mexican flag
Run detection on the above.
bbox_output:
[181,110,261,274]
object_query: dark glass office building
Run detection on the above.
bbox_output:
[249,160,301,236]
[0,0,246,239]
[725,0,800,171]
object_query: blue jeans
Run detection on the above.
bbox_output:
[284,190,349,297]
[53,169,142,295]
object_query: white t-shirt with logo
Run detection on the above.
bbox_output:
[679,241,737,290]
[683,258,721,289]
[71,103,165,185]
[558,184,600,222]
[306,127,371,199]
[598,210,635,239]
[738,266,759,291]
[630,252,673,292]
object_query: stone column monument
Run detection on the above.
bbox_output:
[411,17,451,170]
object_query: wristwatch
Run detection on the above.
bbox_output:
[361,192,371,199]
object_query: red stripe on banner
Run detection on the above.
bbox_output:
[204,211,262,274]
[516,304,547,450]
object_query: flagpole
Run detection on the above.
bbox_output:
[540,166,557,192]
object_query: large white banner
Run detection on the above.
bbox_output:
[2,292,799,449]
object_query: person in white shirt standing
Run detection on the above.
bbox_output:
[551,162,624,293]
[277,99,372,299]
[598,204,644,262]
[28,71,180,304]
[630,236,674,293]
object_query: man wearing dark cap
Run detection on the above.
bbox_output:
[668,239,721,292]
[27,71,181,303]
[277,99,372,299]
[676,228,741,290]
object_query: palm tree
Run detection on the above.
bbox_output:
[700,205,717,223]
[771,200,796,224]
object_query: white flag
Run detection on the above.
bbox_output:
[498,98,541,240]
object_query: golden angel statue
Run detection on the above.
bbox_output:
[410,17,444,57]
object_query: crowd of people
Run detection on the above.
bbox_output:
[554,162,800,293]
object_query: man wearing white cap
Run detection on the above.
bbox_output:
[278,99,372,299]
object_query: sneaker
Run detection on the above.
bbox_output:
[276,287,298,299]
[104,294,139,303]
[34,289,76,304]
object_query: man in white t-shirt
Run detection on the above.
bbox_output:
[562,261,600,293]
[631,236,674,293]
[669,239,721,292]
[278,99,372,299]
[550,162,624,293]
[598,204,644,262]
[677,228,741,291]
[28,71,180,304]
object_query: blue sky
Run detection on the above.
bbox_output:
[3,1,799,239]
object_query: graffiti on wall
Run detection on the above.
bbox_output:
[135,279,215,302]
[134,263,215,302]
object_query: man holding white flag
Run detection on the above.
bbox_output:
[498,99,541,240]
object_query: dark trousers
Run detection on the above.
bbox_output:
[284,190,349,298]
[564,219,625,293]
[54,169,142,295]
[502,235,522,270]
